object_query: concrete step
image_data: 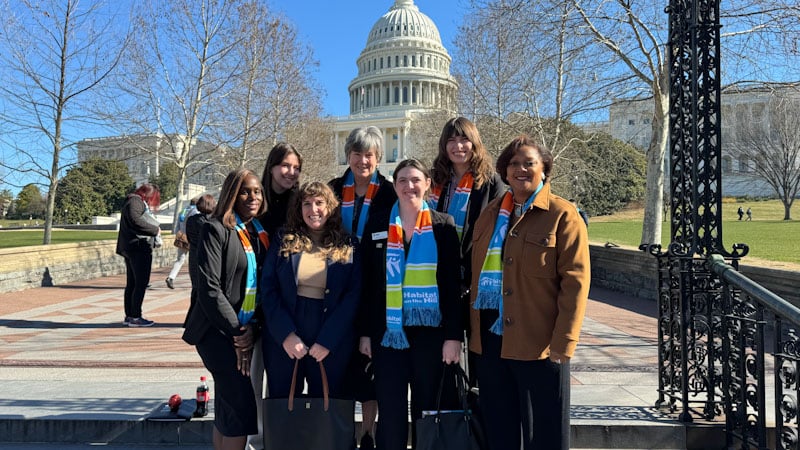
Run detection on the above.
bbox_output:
[0,416,728,449]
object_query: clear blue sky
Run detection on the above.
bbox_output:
[272,0,463,117]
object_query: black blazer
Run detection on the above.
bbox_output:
[260,234,362,352]
[432,173,506,291]
[116,194,160,256]
[357,208,463,343]
[182,218,264,345]
[329,169,397,245]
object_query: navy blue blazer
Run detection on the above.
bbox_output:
[260,235,362,352]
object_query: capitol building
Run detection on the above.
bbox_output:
[333,0,458,170]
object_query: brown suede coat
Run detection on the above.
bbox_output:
[469,183,590,360]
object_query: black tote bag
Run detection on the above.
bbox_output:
[263,359,355,450]
[415,364,488,450]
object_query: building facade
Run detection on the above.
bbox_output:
[76,134,225,192]
[590,84,800,197]
[333,0,458,173]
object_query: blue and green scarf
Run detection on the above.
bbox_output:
[341,170,380,240]
[429,172,473,241]
[382,201,440,349]
[234,214,269,325]
[473,183,541,335]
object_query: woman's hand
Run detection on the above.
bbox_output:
[442,339,462,364]
[359,337,372,358]
[308,343,330,362]
[236,347,251,376]
[282,332,308,359]
[233,324,254,349]
[549,350,569,364]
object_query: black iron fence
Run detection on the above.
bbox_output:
[646,244,800,449]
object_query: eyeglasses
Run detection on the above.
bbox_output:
[508,161,536,170]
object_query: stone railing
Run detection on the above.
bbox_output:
[589,243,800,306]
[0,238,176,293]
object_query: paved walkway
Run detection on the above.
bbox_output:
[0,267,678,446]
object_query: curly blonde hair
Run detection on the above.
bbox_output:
[280,182,353,264]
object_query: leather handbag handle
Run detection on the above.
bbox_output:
[287,359,331,412]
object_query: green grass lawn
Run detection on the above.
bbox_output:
[589,199,800,264]
[0,229,118,248]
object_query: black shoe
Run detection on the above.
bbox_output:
[165,277,174,289]
[128,317,155,327]
[359,433,374,450]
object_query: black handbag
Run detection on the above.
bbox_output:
[263,359,355,450]
[415,364,488,450]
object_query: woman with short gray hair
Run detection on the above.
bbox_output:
[329,126,397,450]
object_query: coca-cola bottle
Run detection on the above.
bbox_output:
[194,376,209,417]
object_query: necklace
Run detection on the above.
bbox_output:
[514,202,523,217]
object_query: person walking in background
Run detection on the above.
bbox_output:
[429,117,506,379]
[261,182,361,401]
[182,169,268,450]
[329,126,396,450]
[116,183,161,328]
[746,207,752,221]
[738,206,744,220]
[470,136,590,450]
[166,198,198,289]
[358,159,463,450]
[184,194,217,326]
[260,143,302,235]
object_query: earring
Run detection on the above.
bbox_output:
[542,174,546,181]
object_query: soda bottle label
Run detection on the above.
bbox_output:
[196,390,209,402]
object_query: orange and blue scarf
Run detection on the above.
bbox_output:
[341,170,381,240]
[429,172,473,241]
[473,183,541,335]
[382,201,440,349]
[234,214,269,325]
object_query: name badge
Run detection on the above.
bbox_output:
[372,231,388,240]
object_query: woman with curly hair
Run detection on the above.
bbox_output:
[261,181,361,398]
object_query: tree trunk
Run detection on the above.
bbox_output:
[640,91,669,246]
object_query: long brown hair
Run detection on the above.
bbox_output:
[261,143,303,206]
[432,117,494,188]
[280,181,352,264]
[214,169,266,229]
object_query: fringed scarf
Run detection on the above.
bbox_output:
[341,169,380,240]
[473,183,542,335]
[234,214,269,325]
[430,172,474,241]
[381,201,440,349]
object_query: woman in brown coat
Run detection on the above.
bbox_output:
[469,135,590,450]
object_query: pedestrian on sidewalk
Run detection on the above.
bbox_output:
[184,193,216,326]
[469,136,590,450]
[746,207,752,221]
[166,198,198,289]
[182,169,268,450]
[737,206,744,220]
[116,183,161,328]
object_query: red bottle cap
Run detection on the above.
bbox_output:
[200,376,207,381]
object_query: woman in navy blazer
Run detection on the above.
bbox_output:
[261,181,361,398]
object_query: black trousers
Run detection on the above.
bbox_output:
[477,330,570,450]
[372,327,459,450]
[122,246,152,318]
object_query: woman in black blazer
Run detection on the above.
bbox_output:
[358,159,463,450]
[182,169,268,450]
[261,181,361,398]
